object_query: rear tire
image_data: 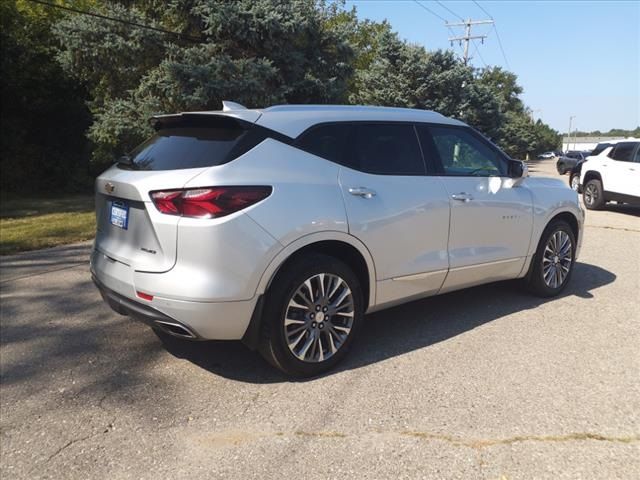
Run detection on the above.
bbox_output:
[583,179,605,210]
[259,254,364,377]
[525,220,576,297]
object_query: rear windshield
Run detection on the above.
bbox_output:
[126,127,246,171]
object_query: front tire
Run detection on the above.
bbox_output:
[525,220,576,297]
[583,179,605,210]
[557,163,566,175]
[259,254,364,377]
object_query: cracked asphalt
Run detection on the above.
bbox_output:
[1,158,639,479]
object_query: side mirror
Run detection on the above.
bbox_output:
[508,159,527,178]
[507,160,528,187]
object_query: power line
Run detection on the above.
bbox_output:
[492,25,511,69]
[471,39,487,68]
[413,1,465,60]
[471,0,511,69]
[25,0,202,43]
[412,0,448,23]
[435,0,464,22]
[471,0,493,19]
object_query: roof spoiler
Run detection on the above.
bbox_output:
[222,100,248,111]
[149,113,250,131]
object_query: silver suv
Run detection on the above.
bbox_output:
[92,103,583,376]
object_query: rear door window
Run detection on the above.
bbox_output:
[350,124,425,175]
[609,142,636,162]
[296,124,351,164]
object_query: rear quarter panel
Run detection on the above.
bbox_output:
[177,139,350,300]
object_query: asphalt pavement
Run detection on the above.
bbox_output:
[1,158,639,479]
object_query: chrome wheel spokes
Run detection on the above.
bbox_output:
[542,230,573,289]
[284,273,354,363]
[584,183,597,205]
[571,176,579,191]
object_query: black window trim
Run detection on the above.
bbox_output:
[295,120,431,176]
[295,120,513,178]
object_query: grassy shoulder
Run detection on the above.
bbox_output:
[0,195,95,255]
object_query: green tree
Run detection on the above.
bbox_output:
[1,1,91,192]
[349,25,502,140]
[477,66,560,157]
[54,0,355,167]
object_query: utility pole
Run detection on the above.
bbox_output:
[567,116,576,152]
[530,109,542,123]
[447,19,493,65]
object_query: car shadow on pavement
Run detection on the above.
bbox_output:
[157,261,616,383]
[598,204,640,216]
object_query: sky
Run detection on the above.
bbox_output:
[345,0,640,133]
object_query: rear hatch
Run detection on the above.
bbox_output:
[94,113,260,272]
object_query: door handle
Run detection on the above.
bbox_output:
[451,192,473,202]
[348,187,377,199]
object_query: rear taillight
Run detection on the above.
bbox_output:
[150,186,272,219]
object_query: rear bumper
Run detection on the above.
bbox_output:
[91,249,258,340]
[92,274,200,339]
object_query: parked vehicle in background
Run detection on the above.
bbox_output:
[580,140,640,209]
[557,151,589,174]
[572,138,640,193]
[91,102,584,376]
[569,161,585,191]
[537,151,556,159]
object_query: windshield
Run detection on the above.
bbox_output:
[590,143,611,156]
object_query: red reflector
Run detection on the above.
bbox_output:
[150,186,272,219]
[136,291,154,301]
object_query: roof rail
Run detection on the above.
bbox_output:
[222,101,248,112]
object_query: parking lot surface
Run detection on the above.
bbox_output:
[1,158,639,479]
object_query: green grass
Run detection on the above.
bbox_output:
[0,195,95,255]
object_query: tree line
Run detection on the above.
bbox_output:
[1,0,562,194]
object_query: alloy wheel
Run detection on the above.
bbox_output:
[584,183,598,206]
[542,230,572,289]
[283,273,354,363]
[570,175,579,191]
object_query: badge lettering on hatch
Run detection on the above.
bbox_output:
[140,247,157,255]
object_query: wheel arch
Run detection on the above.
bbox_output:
[522,209,581,283]
[242,233,376,350]
[583,170,602,186]
[548,211,580,244]
[256,232,376,310]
